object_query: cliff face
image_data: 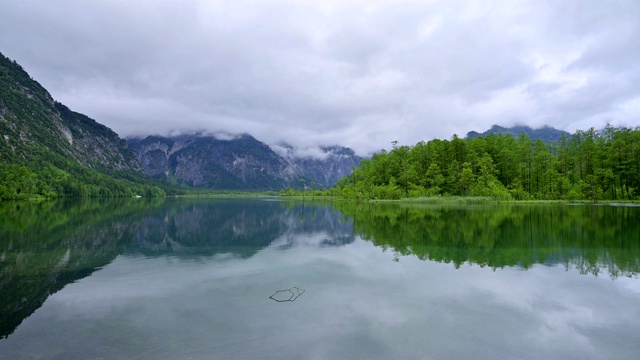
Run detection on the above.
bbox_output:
[275,145,363,188]
[128,134,289,189]
[0,52,143,176]
[128,134,363,189]
[54,102,143,174]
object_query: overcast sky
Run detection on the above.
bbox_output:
[1,0,639,155]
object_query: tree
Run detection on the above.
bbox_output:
[330,125,640,201]
[425,163,445,194]
[458,162,475,196]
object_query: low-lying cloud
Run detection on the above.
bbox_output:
[271,144,332,160]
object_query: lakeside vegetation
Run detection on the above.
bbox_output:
[0,160,168,200]
[6,121,640,203]
[3,51,640,203]
[329,125,640,201]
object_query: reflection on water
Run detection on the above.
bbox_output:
[1,198,639,359]
[129,199,355,257]
[336,202,640,277]
[0,198,155,339]
[0,198,354,339]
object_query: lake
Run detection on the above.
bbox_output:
[1,198,639,359]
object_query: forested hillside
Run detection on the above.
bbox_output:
[334,126,640,201]
[0,52,166,200]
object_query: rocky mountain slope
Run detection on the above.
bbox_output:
[128,134,363,189]
[0,52,142,175]
[466,124,570,142]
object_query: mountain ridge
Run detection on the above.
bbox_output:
[466,124,571,142]
[127,133,363,189]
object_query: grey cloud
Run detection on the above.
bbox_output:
[1,0,639,155]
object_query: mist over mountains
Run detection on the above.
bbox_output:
[4,49,612,194]
[127,133,362,190]
[466,125,571,142]
[1,51,363,192]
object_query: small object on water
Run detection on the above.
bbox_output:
[269,287,305,302]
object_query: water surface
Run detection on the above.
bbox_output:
[1,198,639,359]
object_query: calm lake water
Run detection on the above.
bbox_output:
[1,198,639,359]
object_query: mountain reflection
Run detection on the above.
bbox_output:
[2,198,639,340]
[335,202,640,278]
[0,199,155,339]
[129,199,355,257]
[0,198,354,339]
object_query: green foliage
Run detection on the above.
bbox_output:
[333,126,640,201]
[0,153,168,200]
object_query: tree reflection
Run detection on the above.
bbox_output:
[334,202,640,278]
[0,198,163,339]
[0,198,354,338]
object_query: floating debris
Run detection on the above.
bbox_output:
[269,287,305,302]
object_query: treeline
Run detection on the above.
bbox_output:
[0,148,168,200]
[334,125,640,200]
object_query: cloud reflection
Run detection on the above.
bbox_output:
[2,235,638,359]
[2,200,639,359]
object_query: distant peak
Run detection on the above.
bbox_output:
[466,124,570,142]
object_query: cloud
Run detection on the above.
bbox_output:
[1,0,639,155]
[270,144,332,160]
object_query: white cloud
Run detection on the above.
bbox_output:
[270,144,334,160]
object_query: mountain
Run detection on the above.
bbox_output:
[128,134,363,189]
[128,134,288,189]
[0,53,142,174]
[1,50,359,195]
[0,51,163,199]
[466,125,570,142]
[273,144,362,188]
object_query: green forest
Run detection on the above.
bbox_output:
[0,156,167,200]
[333,125,640,201]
